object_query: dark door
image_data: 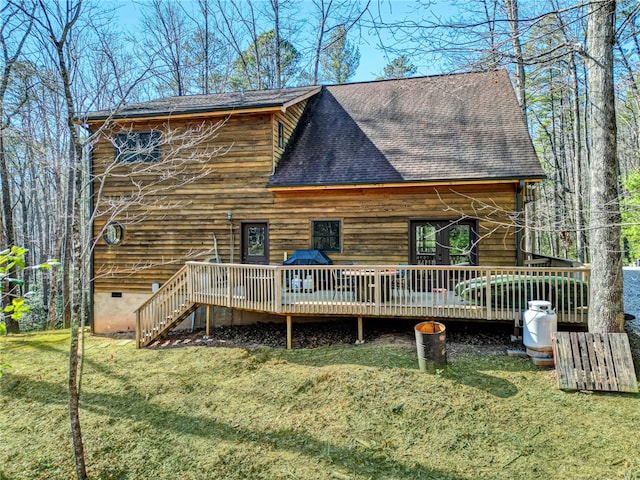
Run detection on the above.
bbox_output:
[241,222,269,265]
[410,220,477,266]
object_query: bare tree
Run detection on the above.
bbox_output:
[0,0,34,333]
[552,2,588,263]
[211,0,262,90]
[138,0,193,96]
[15,0,130,475]
[308,0,369,84]
[505,0,527,123]
[182,0,233,94]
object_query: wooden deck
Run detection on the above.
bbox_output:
[135,262,591,348]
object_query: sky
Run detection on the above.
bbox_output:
[346,1,435,81]
[348,1,454,81]
[113,0,452,85]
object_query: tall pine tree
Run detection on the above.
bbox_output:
[320,24,359,84]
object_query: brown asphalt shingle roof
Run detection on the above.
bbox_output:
[84,85,320,121]
[268,70,544,187]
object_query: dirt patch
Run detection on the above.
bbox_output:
[101,318,640,369]
[123,318,521,360]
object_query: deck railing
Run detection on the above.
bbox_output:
[136,262,590,347]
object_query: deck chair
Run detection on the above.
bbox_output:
[393,267,413,302]
[332,269,354,301]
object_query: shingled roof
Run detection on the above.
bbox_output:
[84,85,320,121]
[268,70,544,187]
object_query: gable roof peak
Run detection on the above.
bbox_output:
[269,68,543,188]
[322,68,508,89]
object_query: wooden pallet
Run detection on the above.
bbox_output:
[552,332,638,393]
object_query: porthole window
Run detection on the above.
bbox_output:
[103,222,124,246]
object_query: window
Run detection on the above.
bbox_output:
[103,222,124,246]
[277,122,284,149]
[312,220,341,252]
[115,131,161,163]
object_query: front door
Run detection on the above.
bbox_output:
[241,222,269,265]
[410,220,477,266]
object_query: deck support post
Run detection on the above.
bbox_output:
[286,315,293,350]
[357,316,364,344]
[206,305,213,336]
[513,314,521,338]
[135,311,141,349]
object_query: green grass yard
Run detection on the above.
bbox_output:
[1,330,639,480]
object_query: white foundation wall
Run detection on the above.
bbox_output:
[93,293,280,334]
[93,292,149,333]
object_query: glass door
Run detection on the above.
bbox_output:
[241,222,269,265]
[410,220,477,266]
[410,219,477,291]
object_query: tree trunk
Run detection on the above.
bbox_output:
[569,52,587,263]
[586,0,623,333]
[505,0,527,129]
[271,0,282,89]
[555,5,588,263]
[37,0,90,474]
[0,134,19,334]
[68,323,87,479]
[62,142,74,329]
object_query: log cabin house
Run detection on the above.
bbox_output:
[85,69,588,347]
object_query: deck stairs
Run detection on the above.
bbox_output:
[138,302,198,347]
[136,265,198,347]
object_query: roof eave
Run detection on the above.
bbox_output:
[83,86,322,125]
[83,104,283,125]
[267,175,546,192]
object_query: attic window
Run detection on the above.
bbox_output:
[312,220,341,253]
[277,122,284,149]
[115,131,161,163]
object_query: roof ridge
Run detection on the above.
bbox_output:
[157,84,319,102]
[322,68,506,89]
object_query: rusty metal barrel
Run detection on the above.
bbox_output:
[414,321,447,372]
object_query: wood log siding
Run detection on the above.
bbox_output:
[270,184,517,266]
[92,111,519,294]
[92,113,275,293]
[273,100,308,167]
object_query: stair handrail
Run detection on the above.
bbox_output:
[135,264,195,347]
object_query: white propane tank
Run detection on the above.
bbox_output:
[523,300,557,352]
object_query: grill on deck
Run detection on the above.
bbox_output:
[283,250,332,291]
[283,249,332,266]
